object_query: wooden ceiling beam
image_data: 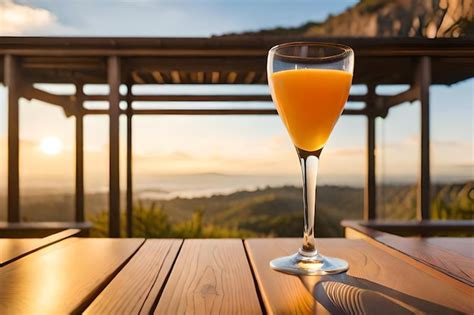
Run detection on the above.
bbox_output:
[1,38,471,59]
[374,85,420,118]
[151,71,165,84]
[23,86,76,117]
[257,72,267,84]
[243,72,256,84]
[381,86,420,109]
[127,57,265,72]
[0,49,267,57]
[189,72,198,84]
[3,37,470,86]
[131,71,145,84]
[80,94,366,102]
[219,72,228,84]
[83,94,271,102]
[170,71,181,84]
[83,108,366,116]
[179,71,189,84]
[226,72,238,84]
[197,72,204,84]
[211,72,220,84]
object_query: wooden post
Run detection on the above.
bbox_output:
[126,83,133,237]
[75,84,85,222]
[108,56,121,237]
[5,55,20,222]
[417,57,431,220]
[364,85,377,220]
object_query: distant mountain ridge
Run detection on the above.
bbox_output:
[221,0,473,38]
[1,181,471,237]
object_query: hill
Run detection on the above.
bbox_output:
[0,181,471,237]
[221,0,473,38]
[140,185,364,237]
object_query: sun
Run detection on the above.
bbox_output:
[39,137,63,155]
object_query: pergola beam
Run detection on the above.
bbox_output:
[82,108,367,116]
[374,86,421,118]
[417,57,431,220]
[126,83,133,238]
[108,56,121,237]
[364,85,377,220]
[126,57,265,73]
[84,94,271,102]
[75,83,85,223]
[5,55,21,223]
[1,37,467,229]
[379,86,420,110]
[23,86,75,117]
[82,94,367,102]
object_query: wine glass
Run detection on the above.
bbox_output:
[267,42,354,275]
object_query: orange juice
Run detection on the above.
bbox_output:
[270,69,352,152]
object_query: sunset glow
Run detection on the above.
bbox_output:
[39,137,63,156]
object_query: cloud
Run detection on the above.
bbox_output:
[433,139,473,148]
[0,0,77,35]
[435,163,474,170]
[134,150,193,162]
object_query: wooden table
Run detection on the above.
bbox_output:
[0,233,472,314]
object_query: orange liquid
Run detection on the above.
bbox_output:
[270,69,352,152]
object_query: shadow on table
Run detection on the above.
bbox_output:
[300,273,463,315]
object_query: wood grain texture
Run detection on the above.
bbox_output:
[154,239,262,315]
[0,237,143,314]
[424,238,474,259]
[342,219,474,236]
[345,228,474,292]
[245,239,325,315]
[402,238,474,287]
[85,239,182,314]
[246,238,474,315]
[313,238,473,314]
[345,224,474,286]
[0,229,80,266]
[378,237,474,286]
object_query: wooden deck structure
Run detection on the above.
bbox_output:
[1,37,473,236]
[343,221,474,285]
[0,234,472,313]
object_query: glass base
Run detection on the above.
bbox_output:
[270,250,349,276]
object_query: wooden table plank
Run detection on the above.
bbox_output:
[85,239,182,314]
[345,224,474,286]
[0,229,80,266]
[155,239,262,315]
[246,238,474,314]
[0,237,143,314]
[395,237,474,286]
[424,237,474,259]
[245,239,324,315]
[341,219,474,236]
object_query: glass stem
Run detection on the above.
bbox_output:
[297,148,322,257]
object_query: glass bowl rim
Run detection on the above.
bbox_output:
[269,41,353,63]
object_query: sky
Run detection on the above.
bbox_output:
[1,0,357,36]
[0,0,473,195]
